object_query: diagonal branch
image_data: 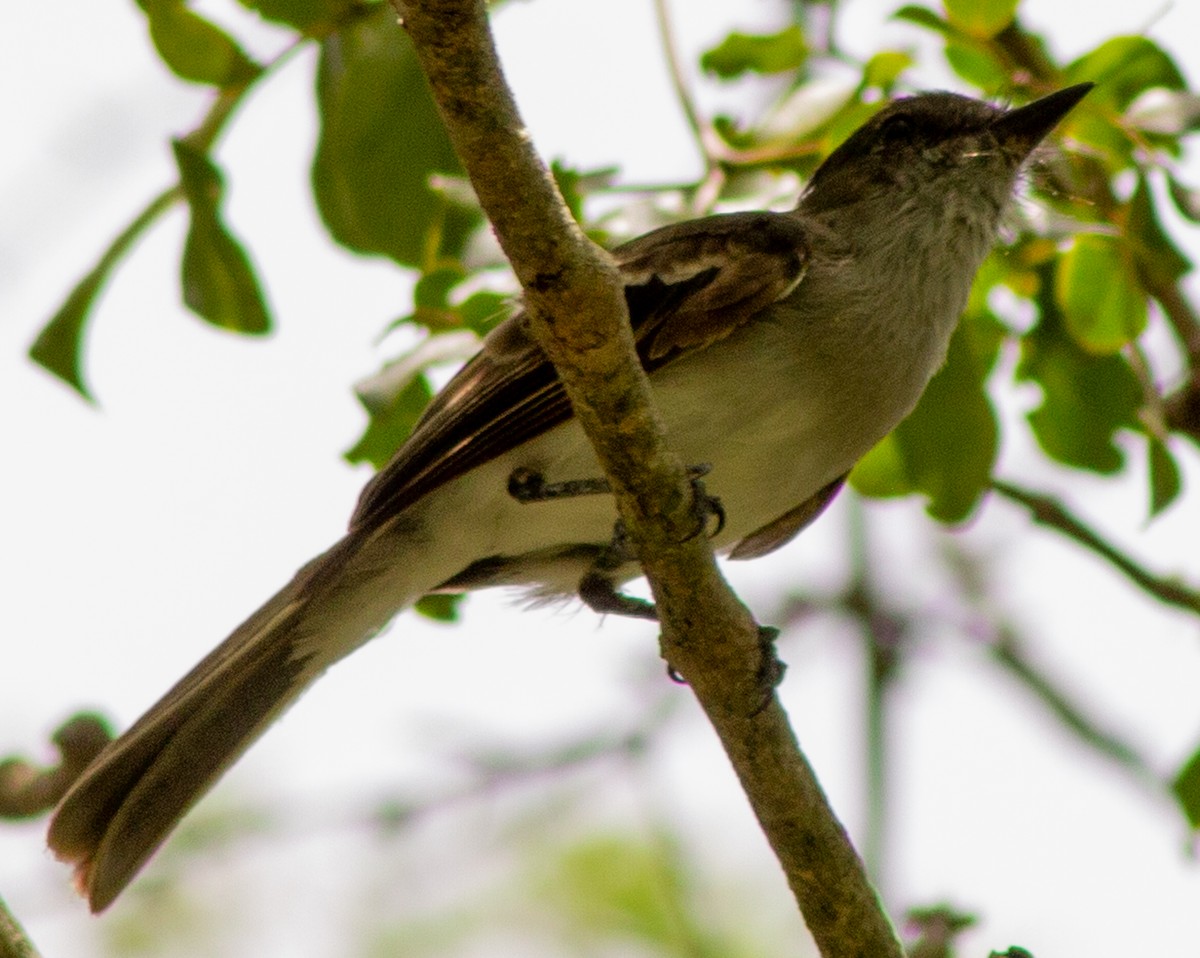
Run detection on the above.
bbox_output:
[993,479,1200,616]
[391,2,902,956]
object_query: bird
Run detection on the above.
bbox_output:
[48,82,1092,911]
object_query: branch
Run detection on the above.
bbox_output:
[1164,371,1200,445]
[1150,273,1200,369]
[651,0,725,211]
[0,897,41,958]
[992,479,1200,616]
[391,3,901,956]
[988,629,1159,787]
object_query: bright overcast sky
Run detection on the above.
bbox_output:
[4,1,1200,955]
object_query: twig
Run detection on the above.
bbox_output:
[30,31,314,397]
[0,897,41,958]
[844,497,902,890]
[992,479,1200,615]
[938,540,1163,793]
[1153,277,1200,368]
[651,0,707,164]
[391,3,902,956]
[650,0,725,211]
[989,629,1159,786]
[1164,371,1200,444]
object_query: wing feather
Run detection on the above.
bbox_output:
[350,211,811,534]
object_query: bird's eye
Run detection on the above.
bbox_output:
[877,113,914,144]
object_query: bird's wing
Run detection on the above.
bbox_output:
[728,474,847,560]
[350,211,811,533]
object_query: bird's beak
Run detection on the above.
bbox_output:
[992,82,1094,156]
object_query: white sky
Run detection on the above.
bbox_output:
[4,1,1200,956]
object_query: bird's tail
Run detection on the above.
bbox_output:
[47,530,427,912]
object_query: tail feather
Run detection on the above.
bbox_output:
[47,536,397,911]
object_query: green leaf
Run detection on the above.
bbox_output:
[821,99,886,156]
[1147,438,1182,517]
[944,0,1017,39]
[414,593,463,622]
[236,0,357,34]
[29,270,102,402]
[944,38,1008,90]
[550,159,587,224]
[896,324,998,522]
[862,51,914,92]
[173,140,271,334]
[849,432,908,500]
[1126,175,1191,288]
[139,0,259,86]
[1054,234,1146,354]
[1066,110,1136,166]
[313,5,479,267]
[1167,174,1200,223]
[390,270,513,341]
[459,290,511,336]
[852,322,998,522]
[30,187,183,400]
[395,266,469,332]
[700,26,807,79]
[346,372,434,469]
[1017,277,1141,473]
[893,5,953,35]
[1066,37,1186,110]
[537,835,692,946]
[1172,745,1200,829]
[414,266,467,310]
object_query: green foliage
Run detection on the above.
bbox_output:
[413,593,464,622]
[893,5,1010,91]
[1054,234,1146,354]
[1168,174,1200,221]
[29,189,180,400]
[459,290,511,336]
[346,263,516,466]
[313,3,480,267]
[850,316,1000,523]
[862,51,915,91]
[1147,438,1182,516]
[943,0,1018,39]
[27,0,1200,539]
[173,140,272,334]
[28,0,1197,547]
[28,279,97,399]
[1016,269,1141,473]
[1172,747,1200,829]
[942,37,1009,90]
[531,833,762,957]
[137,0,260,86]
[18,0,1200,948]
[1066,36,1187,110]
[346,370,433,470]
[1127,175,1192,289]
[236,0,358,33]
[700,26,808,79]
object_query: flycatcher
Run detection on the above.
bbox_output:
[48,82,1092,910]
